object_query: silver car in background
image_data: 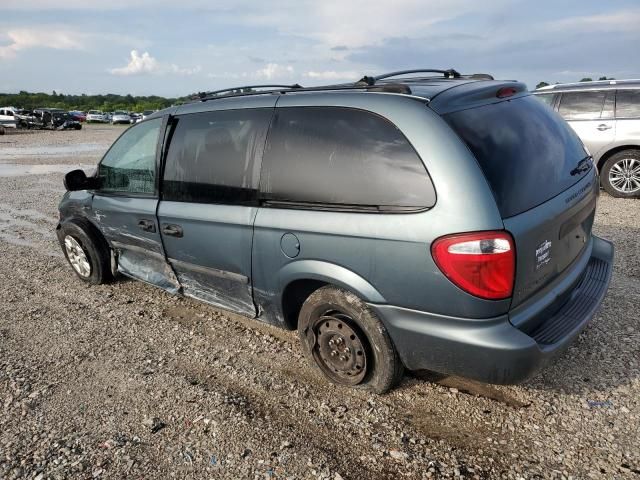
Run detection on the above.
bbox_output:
[86,110,109,123]
[534,79,640,198]
[111,111,132,125]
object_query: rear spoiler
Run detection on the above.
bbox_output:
[427,81,528,115]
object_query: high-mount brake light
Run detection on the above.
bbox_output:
[496,87,518,98]
[431,231,515,300]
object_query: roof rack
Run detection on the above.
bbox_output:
[194,82,413,102]
[358,68,462,86]
[195,84,303,101]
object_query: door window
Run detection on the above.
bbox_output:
[98,118,161,194]
[260,107,435,210]
[558,91,607,120]
[162,109,272,204]
[616,90,640,118]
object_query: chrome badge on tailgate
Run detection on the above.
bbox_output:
[535,240,552,270]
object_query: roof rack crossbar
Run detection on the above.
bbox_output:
[196,84,303,100]
[358,68,461,85]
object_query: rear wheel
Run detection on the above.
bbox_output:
[298,286,404,394]
[601,150,640,198]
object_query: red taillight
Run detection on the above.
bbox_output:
[431,231,515,300]
[496,87,517,98]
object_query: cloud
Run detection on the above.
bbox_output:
[303,70,359,81]
[0,28,85,59]
[547,9,640,33]
[109,50,201,76]
[255,63,294,80]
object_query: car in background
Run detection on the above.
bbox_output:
[534,79,640,198]
[142,110,156,120]
[33,108,82,130]
[0,107,18,128]
[86,110,109,123]
[69,111,87,122]
[130,112,142,123]
[111,111,132,125]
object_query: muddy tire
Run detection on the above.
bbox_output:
[600,150,640,198]
[58,221,112,285]
[298,286,404,394]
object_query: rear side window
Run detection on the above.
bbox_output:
[444,95,588,218]
[558,91,607,120]
[616,90,640,118]
[260,107,435,210]
[163,108,272,204]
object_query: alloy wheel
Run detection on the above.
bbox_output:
[608,158,640,194]
[64,235,91,277]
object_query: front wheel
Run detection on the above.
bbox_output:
[58,221,112,285]
[601,150,640,198]
[298,286,404,394]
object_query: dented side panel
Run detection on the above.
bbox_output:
[92,195,179,292]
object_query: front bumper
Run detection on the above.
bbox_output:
[369,235,614,384]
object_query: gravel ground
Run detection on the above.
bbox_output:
[0,125,638,480]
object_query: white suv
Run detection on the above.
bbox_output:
[86,110,108,123]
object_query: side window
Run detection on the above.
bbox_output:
[98,118,161,194]
[558,91,606,120]
[162,108,272,204]
[260,107,435,210]
[534,94,555,107]
[616,90,640,118]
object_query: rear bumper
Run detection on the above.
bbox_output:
[369,235,614,384]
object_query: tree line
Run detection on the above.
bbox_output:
[0,91,183,112]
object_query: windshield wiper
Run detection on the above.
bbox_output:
[570,156,593,176]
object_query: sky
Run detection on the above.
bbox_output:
[1,0,639,97]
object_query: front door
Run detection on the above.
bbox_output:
[157,106,275,316]
[558,90,616,158]
[92,117,179,292]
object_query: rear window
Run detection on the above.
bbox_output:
[616,90,640,118]
[444,95,589,218]
[260,107,435,210]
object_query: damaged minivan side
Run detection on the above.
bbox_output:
[58,70,614,393]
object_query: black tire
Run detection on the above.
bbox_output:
[600,150,640,198]
[58,221,112,285]
[298,286,404,394]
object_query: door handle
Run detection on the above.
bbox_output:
[597,124,612,131]
[137,219,156,233]
[162,223,183,238]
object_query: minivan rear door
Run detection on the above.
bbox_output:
[557,90,616,159]
[443,94,597,307]
[157,105,275,317]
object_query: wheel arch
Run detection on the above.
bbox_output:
[596,145,640,171]
[278,260,386,330]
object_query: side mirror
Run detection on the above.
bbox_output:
[64,169,100,191]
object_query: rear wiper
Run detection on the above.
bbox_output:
[570,156,593,176]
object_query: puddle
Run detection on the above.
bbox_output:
[0,164,95,177]
[0,143,106,160]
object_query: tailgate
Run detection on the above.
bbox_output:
[504,170,598,307]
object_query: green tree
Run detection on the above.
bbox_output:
[536,81,550,89]
[580,77,593,82]
[598,76,615,81]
